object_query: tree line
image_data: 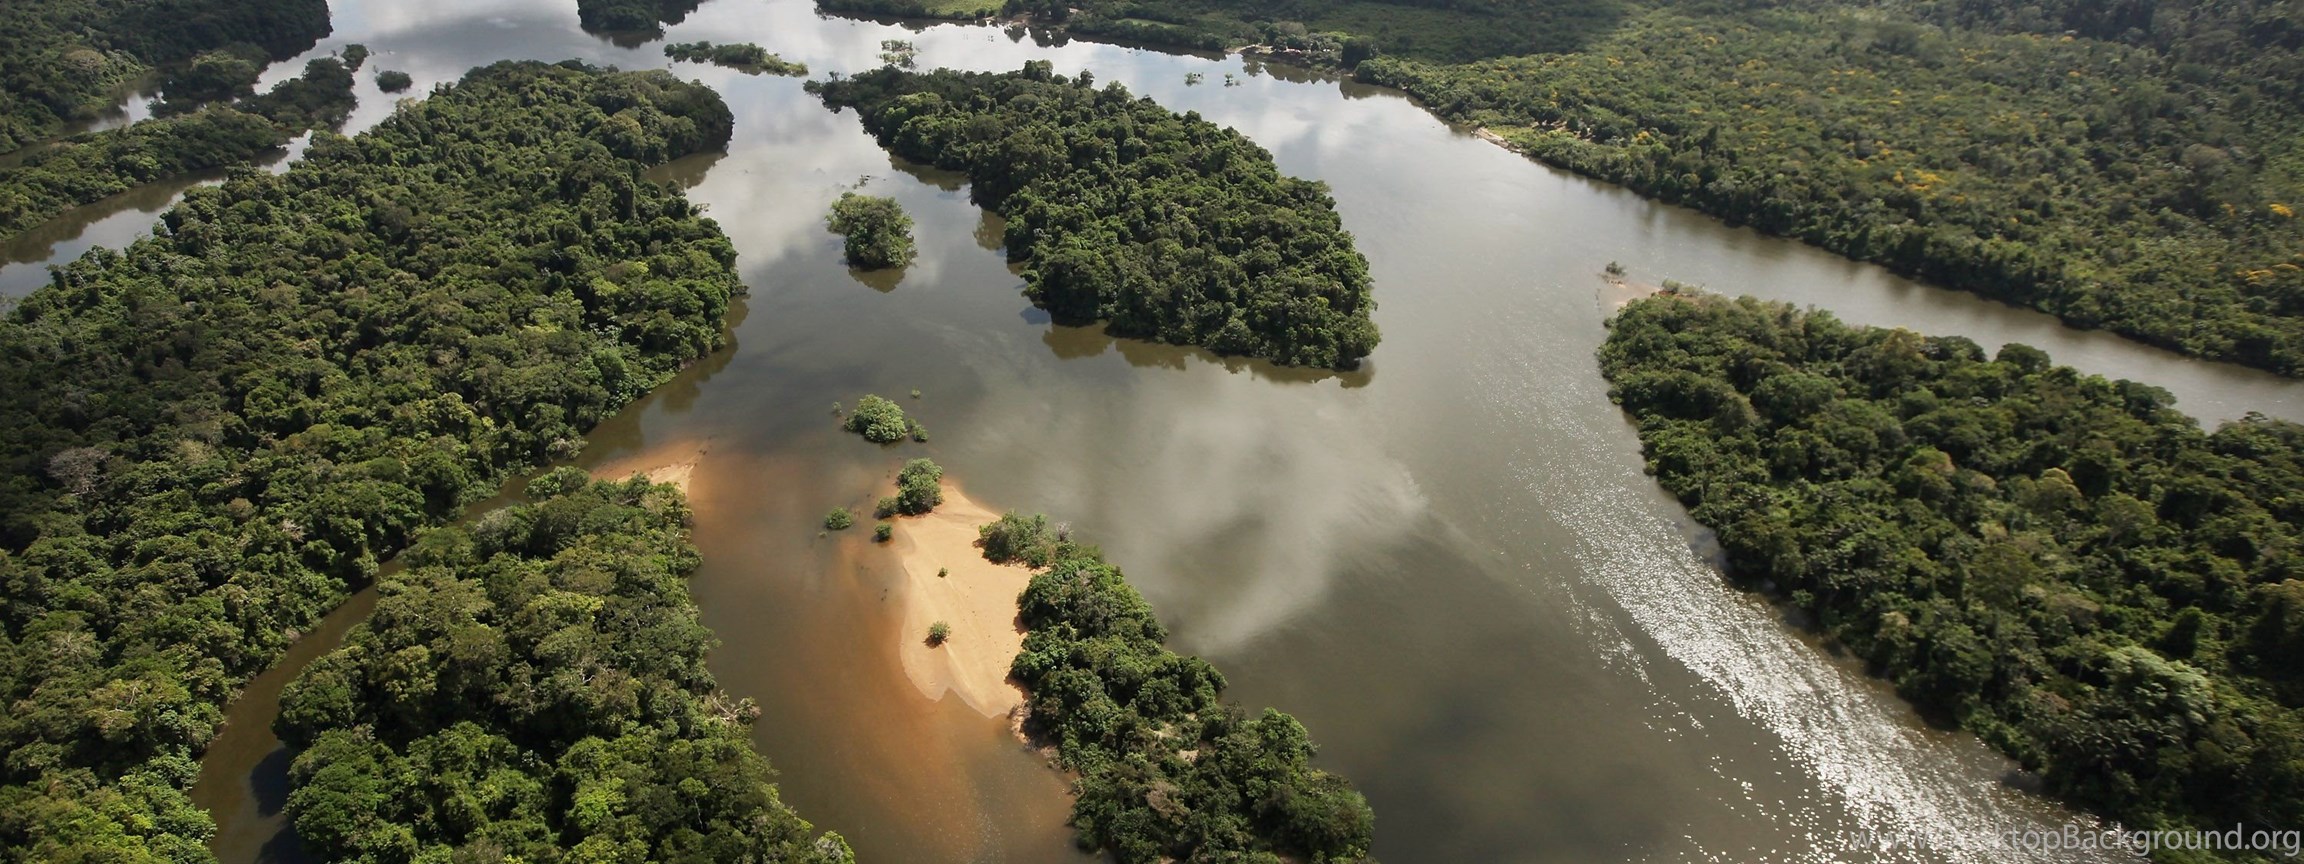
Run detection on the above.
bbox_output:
[812,63,1379,369]
[977,511,1376,862]
[0,60,743,861]
[275,471,851,863]
[0,0,331,153]
[1601,292,2304,857]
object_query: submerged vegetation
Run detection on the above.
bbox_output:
[1602,293,2304,849]
[813,63,1379,369]
[824,192,916,269]
[276,473,851,862]
[982,511,1376,862]
[664,41,809,76]
[0,60,739,859]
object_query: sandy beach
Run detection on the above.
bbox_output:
[589,439,711,493]
[883,482,1035,718]
[1600,277,1663,312]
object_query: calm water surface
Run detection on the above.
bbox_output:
[22,0,2293,860]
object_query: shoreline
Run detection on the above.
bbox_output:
[882,481,1034,718]
[588,438,712,493]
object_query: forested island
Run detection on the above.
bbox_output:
[825,193,915,270]
[1602,292,2304,849]
[275,471,851,862]
[664,41,809,76]
[0,0,330,152]
[0,60,745,859]
[813,63,1379,369]
[977,512,1376,862]
[807,0,2304,376]
[576,0,705,34]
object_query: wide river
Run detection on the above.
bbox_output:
[10,0,2301,861]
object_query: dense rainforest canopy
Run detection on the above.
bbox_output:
[977,512,1376,862]
[814,0,2304,375]
[0,60,740,862]
[0,0,330,152]
[813,63,1379,369]
[275,472,850,863]
[1602,292,2304,855]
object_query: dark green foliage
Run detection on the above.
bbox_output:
[895,458,943,515]
[338,43,368,72]
[999,517,1374,862]
[0,60,738,859]
[664,41,809,76]
[928,619,951,643]
[874,522,895,542]
[825,507,855,530]
[234,56,359,132]
[576,0,705,34]
[814,65,1380,368]
[0,0,331,152]
[843,393,915,443]
[0,108,282,240]
[977,510,1061,568]
[1358,0,2304,375]
[274,477,850,864]
[374,69,413,93]
[820,0,1615,62]
[159,46,265,107]
[1602,293,2304,851]
[1,52,361,244]
[825,192,916,269]
[816,0,1000,23]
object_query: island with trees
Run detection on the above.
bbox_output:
[841,393,925,443]
[824,192,915,270]
[1601,291,2304,847]
[0,52,362,243]
[0,60,742,859]
[813,63,1380,369]
[575,0,705,34]
[274,471,851,862]
[664,41,808,76]
[975,511,1376,862]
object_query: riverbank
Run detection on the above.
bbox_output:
[884,482,1032,718]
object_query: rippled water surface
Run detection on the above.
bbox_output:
[19,0,2293,860]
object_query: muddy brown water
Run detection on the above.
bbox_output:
[16,0,2297,860]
